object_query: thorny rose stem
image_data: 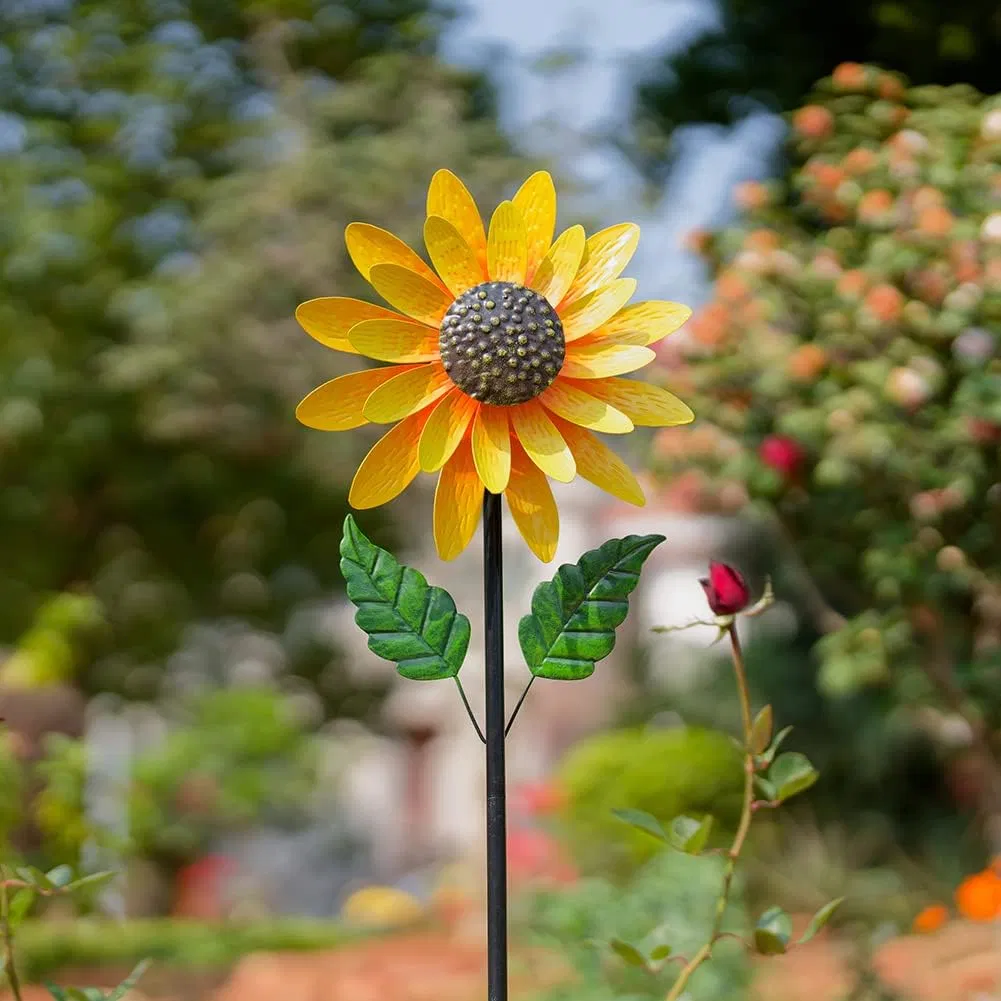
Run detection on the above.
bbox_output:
[483,490,508,1001]
[664,622,756,1001]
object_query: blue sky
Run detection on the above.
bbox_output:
[444,0,786,305]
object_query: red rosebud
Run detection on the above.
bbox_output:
[759,435,805,478]
[700,562,750,616]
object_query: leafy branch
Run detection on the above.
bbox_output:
[610,569,841,995]
[0,864,147,1001]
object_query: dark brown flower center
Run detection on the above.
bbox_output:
[438,281,565,406]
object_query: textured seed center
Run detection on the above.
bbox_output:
[439,281,565,406]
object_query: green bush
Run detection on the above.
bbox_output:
[14,917,353,982]
[556,726,743,876]
[650,64,1001,830]
[521,848,747,1001]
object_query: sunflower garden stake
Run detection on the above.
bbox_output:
[295,170,693,1001]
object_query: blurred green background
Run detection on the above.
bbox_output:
[1,0,1001,998]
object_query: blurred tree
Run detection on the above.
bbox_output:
[627,0,1001,177]
[0,0,522,704]
[648,66,1001,842]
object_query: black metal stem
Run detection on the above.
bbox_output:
[483,490,507,1001]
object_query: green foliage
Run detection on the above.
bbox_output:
[628,2,1001,175]
[652,69,1001,772]
[46,959,150,1001]
[764,752,821,803]
[1,595,104,689]
[340,516,470,681]
[519,535,665,681]
[127,687,320,864]
[521,849,748,1001]
[798,897,845,943]
[31,686,321,869]
[0,0,521,706]
[14,917,350,981]
[754,905,793,955]
[556,726,743,875]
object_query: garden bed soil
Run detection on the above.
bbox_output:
[4,919,999,1001]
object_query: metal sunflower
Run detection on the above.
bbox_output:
[296,170,693,561]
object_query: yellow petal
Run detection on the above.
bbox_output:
[552,417,645,507]
[487,200,529,284]
[568,377,694,426]
[419,389,478,471]
[506,443,559,562]
[348,409,432,510]
[345,222,446,291]
[512,171,557,282]
[296,365,420,431]
[433,437,483,561]
[368,263,451,327]
[424,215,485,297]
[563,223,640,305]
[561,278,637,342]
[348,318,439,362]
[539,380,633,434]
[363,363,453,423]
[530,225,585,306]
[509,400,576,483]
[427,169,488,273]
[561,343,655,379]
[295,297,399,354]
[471,404,511,493]
[590,300,693,346]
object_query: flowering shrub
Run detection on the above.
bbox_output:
[653,64,1001,828]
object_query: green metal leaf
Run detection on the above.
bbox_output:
[340,515,470,681]
[754,906,792,955]
[612,807,669,843]
[518,534,665,680]
[798,897,844,944]
[769,752,819,803]
[609,938,648,968]
[750,705,773,754]
[668,814,714,854]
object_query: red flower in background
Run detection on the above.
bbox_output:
[759,435,805,479]
[700,562,750,616]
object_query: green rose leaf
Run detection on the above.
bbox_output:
[754,906,793,955]
[612,807,669,843]
[798,897,844,944]
[769,752,819,803]
[340,515,470,681]
[519,534,665,680]
[65,871,116,894]
[8,888,35,929]
[610,938,649,968]
[668,814,714,854]
[105,960,152,1001]
[750,704,774,754]
[758,725,794,767]
[649,943,673,961]
[754,775,777,801]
